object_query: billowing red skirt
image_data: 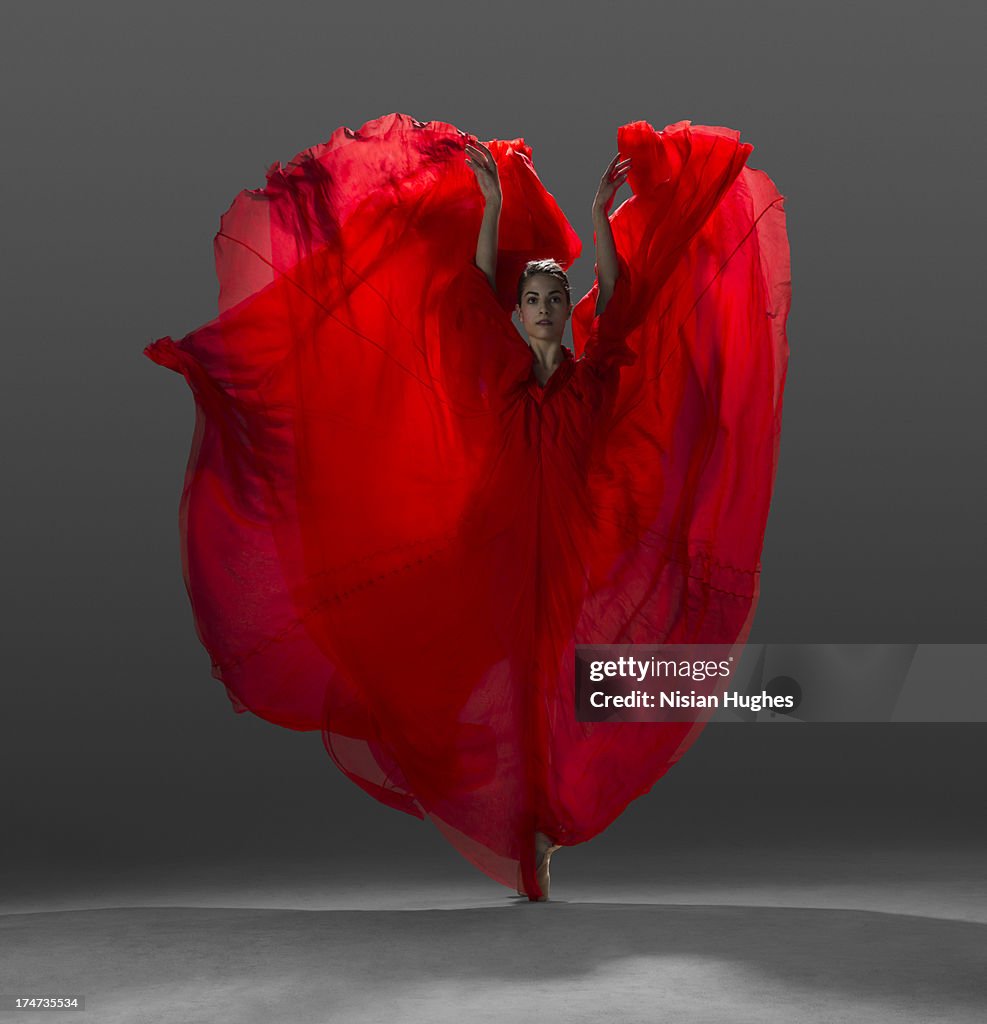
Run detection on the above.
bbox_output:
[145,113,791,898]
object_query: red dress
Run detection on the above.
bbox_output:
[144,113,791,899]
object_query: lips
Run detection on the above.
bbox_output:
[536,319,553,325]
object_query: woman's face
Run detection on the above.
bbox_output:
[516,274,572,344]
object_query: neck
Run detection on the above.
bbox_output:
[528,337,563,369]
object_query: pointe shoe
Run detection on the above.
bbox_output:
[516,834,562,899]
[534,831,562,901]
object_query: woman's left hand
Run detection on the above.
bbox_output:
[592,154,631,219]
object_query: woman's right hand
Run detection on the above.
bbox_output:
[466,142,502,207]
[592,153,631,221]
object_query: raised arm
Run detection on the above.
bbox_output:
[466,141,502,293]
[591,154,631,316]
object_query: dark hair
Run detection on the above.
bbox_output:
[516,259,572,307]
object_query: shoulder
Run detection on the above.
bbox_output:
[573,347,622,384]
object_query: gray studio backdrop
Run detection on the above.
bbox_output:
[3,1,984,875]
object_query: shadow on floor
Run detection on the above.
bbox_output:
[1,902,984,1023]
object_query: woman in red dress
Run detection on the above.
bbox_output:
[145,113,790,901]
[468,140,633,895]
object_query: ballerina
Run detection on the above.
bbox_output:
[466,140,632,899]
[144,113,790,903]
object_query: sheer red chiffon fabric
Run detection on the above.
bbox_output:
[144,113,790,898]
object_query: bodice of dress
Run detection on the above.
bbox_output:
[522,345,620,473]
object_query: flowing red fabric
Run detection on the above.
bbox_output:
[144,113,790,898]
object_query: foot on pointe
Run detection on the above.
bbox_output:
[533,831,562,901]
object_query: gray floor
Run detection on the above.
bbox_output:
[2,841,984,1024]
